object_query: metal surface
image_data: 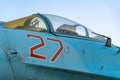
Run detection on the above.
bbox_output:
[0,13,120,80]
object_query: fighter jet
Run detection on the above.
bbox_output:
[0,13,120,80]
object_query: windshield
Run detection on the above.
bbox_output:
[45,14,107,42]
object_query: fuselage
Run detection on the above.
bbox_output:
[0,14,120,80]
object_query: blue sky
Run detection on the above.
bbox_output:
[0,0,120,46]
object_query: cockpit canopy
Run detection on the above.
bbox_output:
[4,14,107,42]
[45,14,106,42]
[4,15,47,32]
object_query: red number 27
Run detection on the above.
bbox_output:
[27,34,63,62]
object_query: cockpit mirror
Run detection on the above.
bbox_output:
[105,37,111,47]
[92,32,111,47]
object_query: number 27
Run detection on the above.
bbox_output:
[27,34,63,62]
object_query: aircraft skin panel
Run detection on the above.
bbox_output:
[3,28,120,79]
[16,64,120,80]
[0,30,15,80]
